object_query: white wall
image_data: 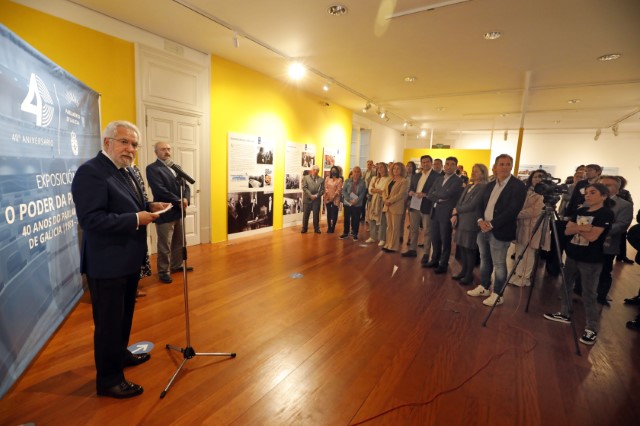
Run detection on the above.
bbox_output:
[352,116,404,164]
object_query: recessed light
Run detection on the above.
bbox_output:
[483,31,502,40]
[404,76,417,83]
[327,5,348,16]
[597,53,621,61]
[567,99,580,104]
[322,82,330,91]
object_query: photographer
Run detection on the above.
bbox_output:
[507,169,549,287]
[544,183,614,346]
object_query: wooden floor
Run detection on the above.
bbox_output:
[1,224,639,425]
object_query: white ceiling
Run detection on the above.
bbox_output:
[64,0,640,136]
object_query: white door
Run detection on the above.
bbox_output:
[145,108,201,248]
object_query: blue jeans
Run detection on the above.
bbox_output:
[477,231,511,294]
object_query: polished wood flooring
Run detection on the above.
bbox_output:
[1,224,639,425]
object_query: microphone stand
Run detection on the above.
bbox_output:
[160,175,236,398]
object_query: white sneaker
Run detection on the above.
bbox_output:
[378,240,385,247]
[482,292,503,306]
[365,238,375,243]
[467,285,490,297]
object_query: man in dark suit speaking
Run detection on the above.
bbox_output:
[72,120,169,399]
[146,142,191,284]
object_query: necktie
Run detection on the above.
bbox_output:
[120,168,142,204]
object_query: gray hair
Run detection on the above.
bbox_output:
[311,164,320,171]
[102,120,140,146]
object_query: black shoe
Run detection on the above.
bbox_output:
[315,229,321,234]
[623,295,640,306]
[124,353,151,367]
[420,254,430,264]
[452,273,465,280]
[424,260,439,268]
[418,243,424,248]
[617,257,635,264]
[434,266,448,274]
[597,297,610,306]
[401,250,417,257]
[382,248,395,253]
[626,319,640,331]
[458,277,473,285]
[300,229,308,234]
[97,381,144,399]
[171,266,194,273]
[159,273,172,284]
[339,233,349,239]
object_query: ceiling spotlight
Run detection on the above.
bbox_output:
[232,32,240,48]
[420,129,427,137]
[379,110,386,119]
[288,62,305,80]
[403,121,408,128]
[598,53,621,62]
[594,128,601,141]
[404,76,417,83]
[322,82,330,92]
[362,102,371,113]
[567,99,581,104]
[327,5,348,16]
[612,123,619,136]
[483,31,502,40]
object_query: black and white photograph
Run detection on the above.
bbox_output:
[248,175,264,188]
[283,192,303,216]
[228,191,273,234]
[301,152,315,168]
[285,173,300,190]
[264,170,272,187]
[256,146,273,164]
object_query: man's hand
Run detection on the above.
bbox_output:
[478,220,493,233]
[149,202,172,213]
[138,211,160,225]
[182,198,188,209]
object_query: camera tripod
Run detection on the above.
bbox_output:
[482,202,581,356]
[160,176,236,398]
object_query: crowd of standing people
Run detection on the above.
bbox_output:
[300,155,639,347]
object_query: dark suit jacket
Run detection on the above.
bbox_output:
[71,152,149,279]
[427,173,464,220]
[146,159,191,224]
[409,170,440,214]
[478,176,527,241]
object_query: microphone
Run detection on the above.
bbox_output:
[165,159,196,184]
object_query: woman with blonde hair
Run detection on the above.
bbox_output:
[365,162,390,244]
[382,162,409,253]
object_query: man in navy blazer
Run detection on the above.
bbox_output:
[146,142,191,283]
[467,154,527,307]
[72,120,168,399]
[403,155,440,261]
[425,157,464,273]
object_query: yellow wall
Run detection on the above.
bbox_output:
[1,0,136,127]
[403,148,492,172]
[211,56,353,243]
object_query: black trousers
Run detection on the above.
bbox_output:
[458,246,478,281]
[343,205,362,236]
[88,274,139,390]
[597,254,616,300]
[430,214,453,267]
[326,202,339,232]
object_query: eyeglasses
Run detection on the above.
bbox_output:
[108,137,140,150]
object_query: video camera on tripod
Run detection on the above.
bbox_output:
[533,173,569,205]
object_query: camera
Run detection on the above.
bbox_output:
[533,173,569,205]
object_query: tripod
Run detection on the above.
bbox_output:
[160,176,236,398]
[482,201,581,355]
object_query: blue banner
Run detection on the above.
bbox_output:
[0,24,100,398]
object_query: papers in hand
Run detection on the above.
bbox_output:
[349,192,359,201]
[410,194,422,210]
[155,204,173,215]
